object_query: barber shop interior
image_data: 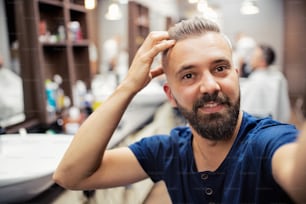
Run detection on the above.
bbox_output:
[0,0,305,203]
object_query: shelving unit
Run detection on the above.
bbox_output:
[128,1,150,65]
[14,0,91,126]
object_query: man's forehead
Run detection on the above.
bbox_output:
[162,32,232,71]
[171,32,230,51]
[171,33,231,57]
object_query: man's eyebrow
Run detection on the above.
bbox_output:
[175,64,195,76]
[212,58,231,64]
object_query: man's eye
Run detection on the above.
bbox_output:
[183,73,193,79]
[215,65,227,72]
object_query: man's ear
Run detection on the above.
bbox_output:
[163,83,177,107]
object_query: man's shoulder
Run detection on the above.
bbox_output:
[148,126,192,146]
[170,126,192,138]
[131,126,192,147]
[240,112,298,141]
[243,111,295,128]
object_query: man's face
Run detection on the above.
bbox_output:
[163,32,240,140]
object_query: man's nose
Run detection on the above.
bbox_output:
[199,74,221,94]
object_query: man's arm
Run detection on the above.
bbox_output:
[53,31,175,190]
[272,122,306,203]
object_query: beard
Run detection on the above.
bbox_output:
[176,91,240,141]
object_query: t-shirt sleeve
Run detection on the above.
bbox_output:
[129,135,170,182]
[255,123,298,178]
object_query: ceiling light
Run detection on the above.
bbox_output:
[85,0,96,10]
[240,0,259,15]
[105,3,122,20]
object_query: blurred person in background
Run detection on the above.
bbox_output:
[240,44,291,122]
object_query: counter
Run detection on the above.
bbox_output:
[0,86,166,203]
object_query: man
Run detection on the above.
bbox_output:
[53,17,306,203]
[240,44,291,122]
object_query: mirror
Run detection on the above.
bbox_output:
[0,0,25,128]
[0,0,303,130]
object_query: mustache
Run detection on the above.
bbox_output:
[193,91,230,112]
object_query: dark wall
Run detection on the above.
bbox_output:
[284,0,306,100]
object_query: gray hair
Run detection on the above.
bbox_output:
[168,17,220,41]
[162,17,232,68]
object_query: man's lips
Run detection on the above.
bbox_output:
[198,101,224,113]
[193,92,230,114]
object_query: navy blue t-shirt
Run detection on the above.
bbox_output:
[129,112,298,203]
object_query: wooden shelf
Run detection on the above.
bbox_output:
[70,0,84,6]
[38,0,64,7]
[71,39,90,46]
[128,1,150,65]
[15,0,92,125]
[69,3,87,12]
[41,42,67,47]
